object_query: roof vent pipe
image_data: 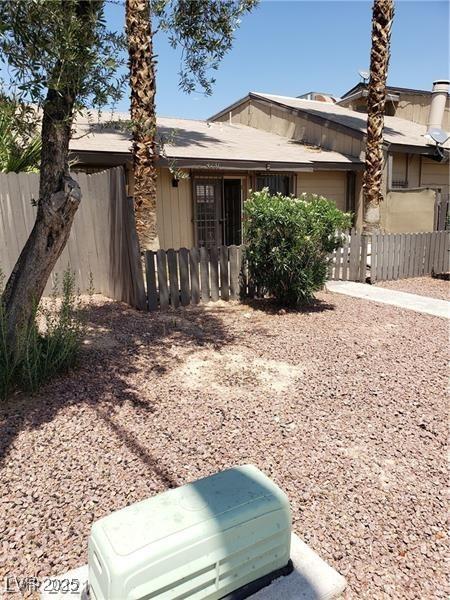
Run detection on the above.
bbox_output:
[427,79,450,133]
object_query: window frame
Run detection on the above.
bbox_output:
[253,173,295,196]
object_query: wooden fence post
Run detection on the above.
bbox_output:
[145,250,158,311]
[156,249,169,310]
[220,246,230,301]
[190,247,200,304]
[229,245,239,299]
[178,248,190,306]
[124,196,147,310]
[200,247,210,302]
[167,249,180,309]
[369,233,377,283]
[359,235,368,282]
[209,247,220,302]
[349,230,361,281]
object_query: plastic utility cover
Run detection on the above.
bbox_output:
[88,465,292,600]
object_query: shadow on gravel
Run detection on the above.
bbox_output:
[95,405,180,488]
[0,300,234,475]
[241,297,336,315]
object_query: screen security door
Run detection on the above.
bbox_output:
[194,178,223,248]
[194,178,242,248]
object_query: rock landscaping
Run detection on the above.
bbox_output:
[376,275,449,301]
[0,291,447,599]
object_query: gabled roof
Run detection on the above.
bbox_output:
[337,83,399,105]
[70,114,361,169]
[341,81,445,100]
[210,92,449,151]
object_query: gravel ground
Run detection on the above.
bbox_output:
[376,276,449,301]
[0,292,447,599]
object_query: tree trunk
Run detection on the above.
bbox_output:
[2,89,80,348]
[126,0,159,251]
[362,0,394,233]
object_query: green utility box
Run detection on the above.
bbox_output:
[88,465,292,600]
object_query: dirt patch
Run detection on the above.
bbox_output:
[0,292,447,599]
[376,276,449,300]
[180,350,304,394]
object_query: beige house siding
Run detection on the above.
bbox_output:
[402,154,421,188]
[125,166,194,250]
[420,158,450,198]
[156,168,194,250]
[390,153,449,198]
[297,171,347,211]
[391,153,408,186]
[155,169,353,249]
[121,156,447,249]
[340,91,450,129]
[215,97,364,158]
[394,92,450,130]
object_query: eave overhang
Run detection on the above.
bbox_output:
[70,149,363,172]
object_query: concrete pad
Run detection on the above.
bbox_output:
[326,280,450,319]
[40,534,346,600]
[252,533,346,600]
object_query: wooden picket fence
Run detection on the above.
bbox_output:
[145,245,246,310]
[369,230,449,282]
[145,231,449,310]
[329,229,449,284]
[328,230,368,282]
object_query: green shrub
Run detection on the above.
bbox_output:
[0,268,87,399]
[244,189,352,306]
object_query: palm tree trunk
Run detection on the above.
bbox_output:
[362,0,394,233]
[126,0,159,251]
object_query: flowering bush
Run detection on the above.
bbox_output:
[244,189,352,306]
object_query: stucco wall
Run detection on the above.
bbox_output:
[381,188,437,233]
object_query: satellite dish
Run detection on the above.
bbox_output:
[426,127,449,146]
[358,70,369,83]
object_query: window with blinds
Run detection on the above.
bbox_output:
[255,174,293,196]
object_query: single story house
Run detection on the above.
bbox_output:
[70,80,450,250]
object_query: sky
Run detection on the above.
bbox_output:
[103,0,450,120]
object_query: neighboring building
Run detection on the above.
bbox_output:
[70,80,450,250]
[338,82,450,130]
[296,91,338,103]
